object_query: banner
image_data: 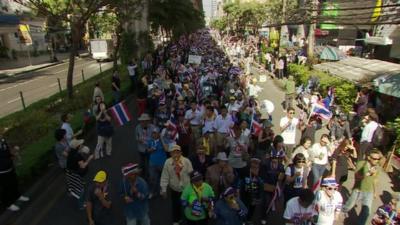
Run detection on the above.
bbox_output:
[18,24,32,45]
[188,55,202,64]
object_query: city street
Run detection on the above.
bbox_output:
[0,65,394,225]
[0,58,113,118]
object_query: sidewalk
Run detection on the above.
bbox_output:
[0,51,90,77]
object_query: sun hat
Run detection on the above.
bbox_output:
[138,113,151,121]
[223,187,236,197]
[216,152,228,161]
[177,96,184,101]
[168,144,182,152]
[121,163,141,176]
[190,171,203,182]
[79,146,90,154]
[321,177,339,187]
[93,170,107,182]
[70,139,84,149]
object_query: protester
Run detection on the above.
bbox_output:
[0,136,29,211]
[300,115,322,143]
[147,128,167,198]
[93,81,104,103]
[371,193,400,225]
[256,121,274,158]
[54,128,70,169]
[280,107,301,159]
[66,139,93,209]
[359,110,379,160]
[120,163,150,225]
[160,144,193,225]
[291,137,312,166]
[94,102,113,159]
[181,171,215,225]
[127,59,138,91]
[241,158,264,224]
[284,153,309,203]
[111,69,121,104]
[61,113,82,144]
[86,170,113,225]
[329,114,352,142]
[205,152,235,197]
[314,178,343,225]
[331,138,357,186]
[283,189,316,225]
[189,146,213,176]
[284,76,296,110]
[342,149,382,225]
[135,113,156,176]
[214,187,248,225]
[309,134,332,189]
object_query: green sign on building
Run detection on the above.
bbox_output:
[320,2,339,30]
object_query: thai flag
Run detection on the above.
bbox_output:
[110,101,132,126]
[251,117,263,136]
[165,120,179,140]
[311,103,332,120]
[322,87,334,108]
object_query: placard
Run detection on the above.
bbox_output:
[188,55,202,64]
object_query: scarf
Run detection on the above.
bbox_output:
[173,156,183,180]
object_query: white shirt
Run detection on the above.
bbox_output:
[127,64,137,76]
[310,143,329,165]
[291,146,310,163]
[203,117,216,134]
[280,117,299,145]
[315,190,343,225]
[214,114,234,133]
[285,166,305,189]
[283,197,316,225]
[248,83,263,97]
[360,121,379,142]
[61,122,73,144]
[184,109,202,126]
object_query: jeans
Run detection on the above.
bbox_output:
[171,189,183,223]
[95,136,112,159]
[126,214,150,225]
[149,165,163,195]
[311,163,327,186]
[343,190,373,225]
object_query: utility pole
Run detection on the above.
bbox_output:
[280,0,289,50]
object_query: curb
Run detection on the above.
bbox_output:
[0,53,90,78]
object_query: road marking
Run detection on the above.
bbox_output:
[54,61,93,74]
[48,83,58,87]
[7,97,20,104]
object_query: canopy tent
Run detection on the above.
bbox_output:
[314,46,347,61]
[314,57,400,83]
[374,73,400,98]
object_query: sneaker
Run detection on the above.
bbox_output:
[18,196,30,202]
[148,193,153,199]
[261,220,267,225]
[8,204,20,211]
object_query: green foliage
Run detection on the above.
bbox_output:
[89,11,118,39]
[210,18,228,31]
[387,117,400,155]
[149,0,205,40]
[288,64,357,112]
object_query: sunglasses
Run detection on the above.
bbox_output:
[370,157,381,161]
[289,112,295,114]
[327,187,338,191]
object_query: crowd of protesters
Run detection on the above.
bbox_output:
[1,28,399,225]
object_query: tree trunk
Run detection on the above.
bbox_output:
[307,0,319,60]
[66,24,80,98]
[113,24,122,69]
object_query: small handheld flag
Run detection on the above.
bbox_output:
[110,101,132,126]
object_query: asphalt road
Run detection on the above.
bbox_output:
[0,65,394,225]
[0,58,113,118]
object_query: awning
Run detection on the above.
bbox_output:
[374,73,400,98]
[314,57,400,83]
[0,15,20,25]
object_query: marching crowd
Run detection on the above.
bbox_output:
[0,29,399,225]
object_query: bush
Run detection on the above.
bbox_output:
[288,63,357,112]
[0,65,131,185]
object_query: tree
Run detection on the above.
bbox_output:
[149,0,204,40]
[17,0,112,98]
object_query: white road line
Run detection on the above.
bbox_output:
[7,97,20,104]
[48,83,58,87]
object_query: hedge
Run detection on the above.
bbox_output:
[287,63,357,113]
[0,65,131,186]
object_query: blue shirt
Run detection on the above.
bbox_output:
[215,198,248,225]
[147,139,167,167]
[120,177,149,219]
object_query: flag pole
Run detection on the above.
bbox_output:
[306,104,315,124]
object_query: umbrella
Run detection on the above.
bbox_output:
[260,99,275,114]
[374,72,400,98]
[315,46,346,61]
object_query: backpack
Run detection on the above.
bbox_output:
[372,125,384,147]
